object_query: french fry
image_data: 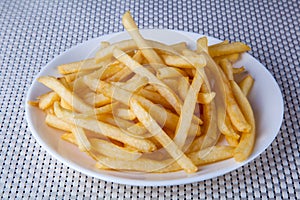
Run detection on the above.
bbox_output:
[230,81,255,162]
[38,76,92,113]
[54,102,156,152]
[122,11,164,70]
[113,47,183,115]
[30,11,257,174]
[208,42,250,57]
[90,138,142,161]
[38,91,60,110]
[58,58,102,75]
[238,75,254,96]
[173,69,203,148]
[130,99,198,173]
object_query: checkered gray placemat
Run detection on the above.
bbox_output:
[1,0,299,199]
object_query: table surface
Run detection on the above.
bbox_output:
[1,0,299,199]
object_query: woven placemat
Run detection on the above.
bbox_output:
[0,0,299,199]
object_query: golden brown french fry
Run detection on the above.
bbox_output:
[137,89,172,109]
[208,42,250,57]
[238,75,254,96]
[197,92,216,104]
[38,76,92,113]
[225,135,239,147]
[90,138,142,161]
[38,91,60,110]
[208,40,229,48]
[130,99,198,173]
[230,80,255,162]
[162,54,206,69]
[232,66,246,74]
[61,132,77,145]
[219,58,234,80]
[213,53,240,64]
[219,114,240,140]
[54,102,156,152]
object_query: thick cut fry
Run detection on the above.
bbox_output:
[117,75,148,92]
[130,99,198,173]
[230,81,255,162]
[137,89,172,109]
[208,42,250,57]
[90,138,142,161]
[54,102,156,152]
[219,114,240,140]
[208,40,229,48]
[38,76,92,113]
[38,91,60,110]
[238,75,254,96]
[225,135,239,147]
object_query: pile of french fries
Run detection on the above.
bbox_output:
[29,11,255,173]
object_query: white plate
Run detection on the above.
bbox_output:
[25,29,284,186]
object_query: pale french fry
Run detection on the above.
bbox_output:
[208,42,250,57]
[178,77,190,101]
[122,11,164,69]
[107,50,144,82]
[156,67,187,79]
[113,47,183,115]
[173,70,203,148]
[162,54,206,69]
[238,75,254,96]
[117,75,148,92]
[61,132,77,145]
[127,122,149,135]
[197,37,208,53]
[71,126,91,152]
[60,98,73,110]
[169,42,188,52]
[83,92,111,107]
[76,102,115,118]
[58,58,103,75]
[38,76,92,113]
[230,81,255,162]
[90,138,142,161]
[38,91,60,110]
[54,102,156,152]
[130,99,198,173]
[45,113,75,132]
[137,89,172,109]
[114,108,136,120]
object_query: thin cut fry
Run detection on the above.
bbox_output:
[130,99,198,173]
[230,81,255,162]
